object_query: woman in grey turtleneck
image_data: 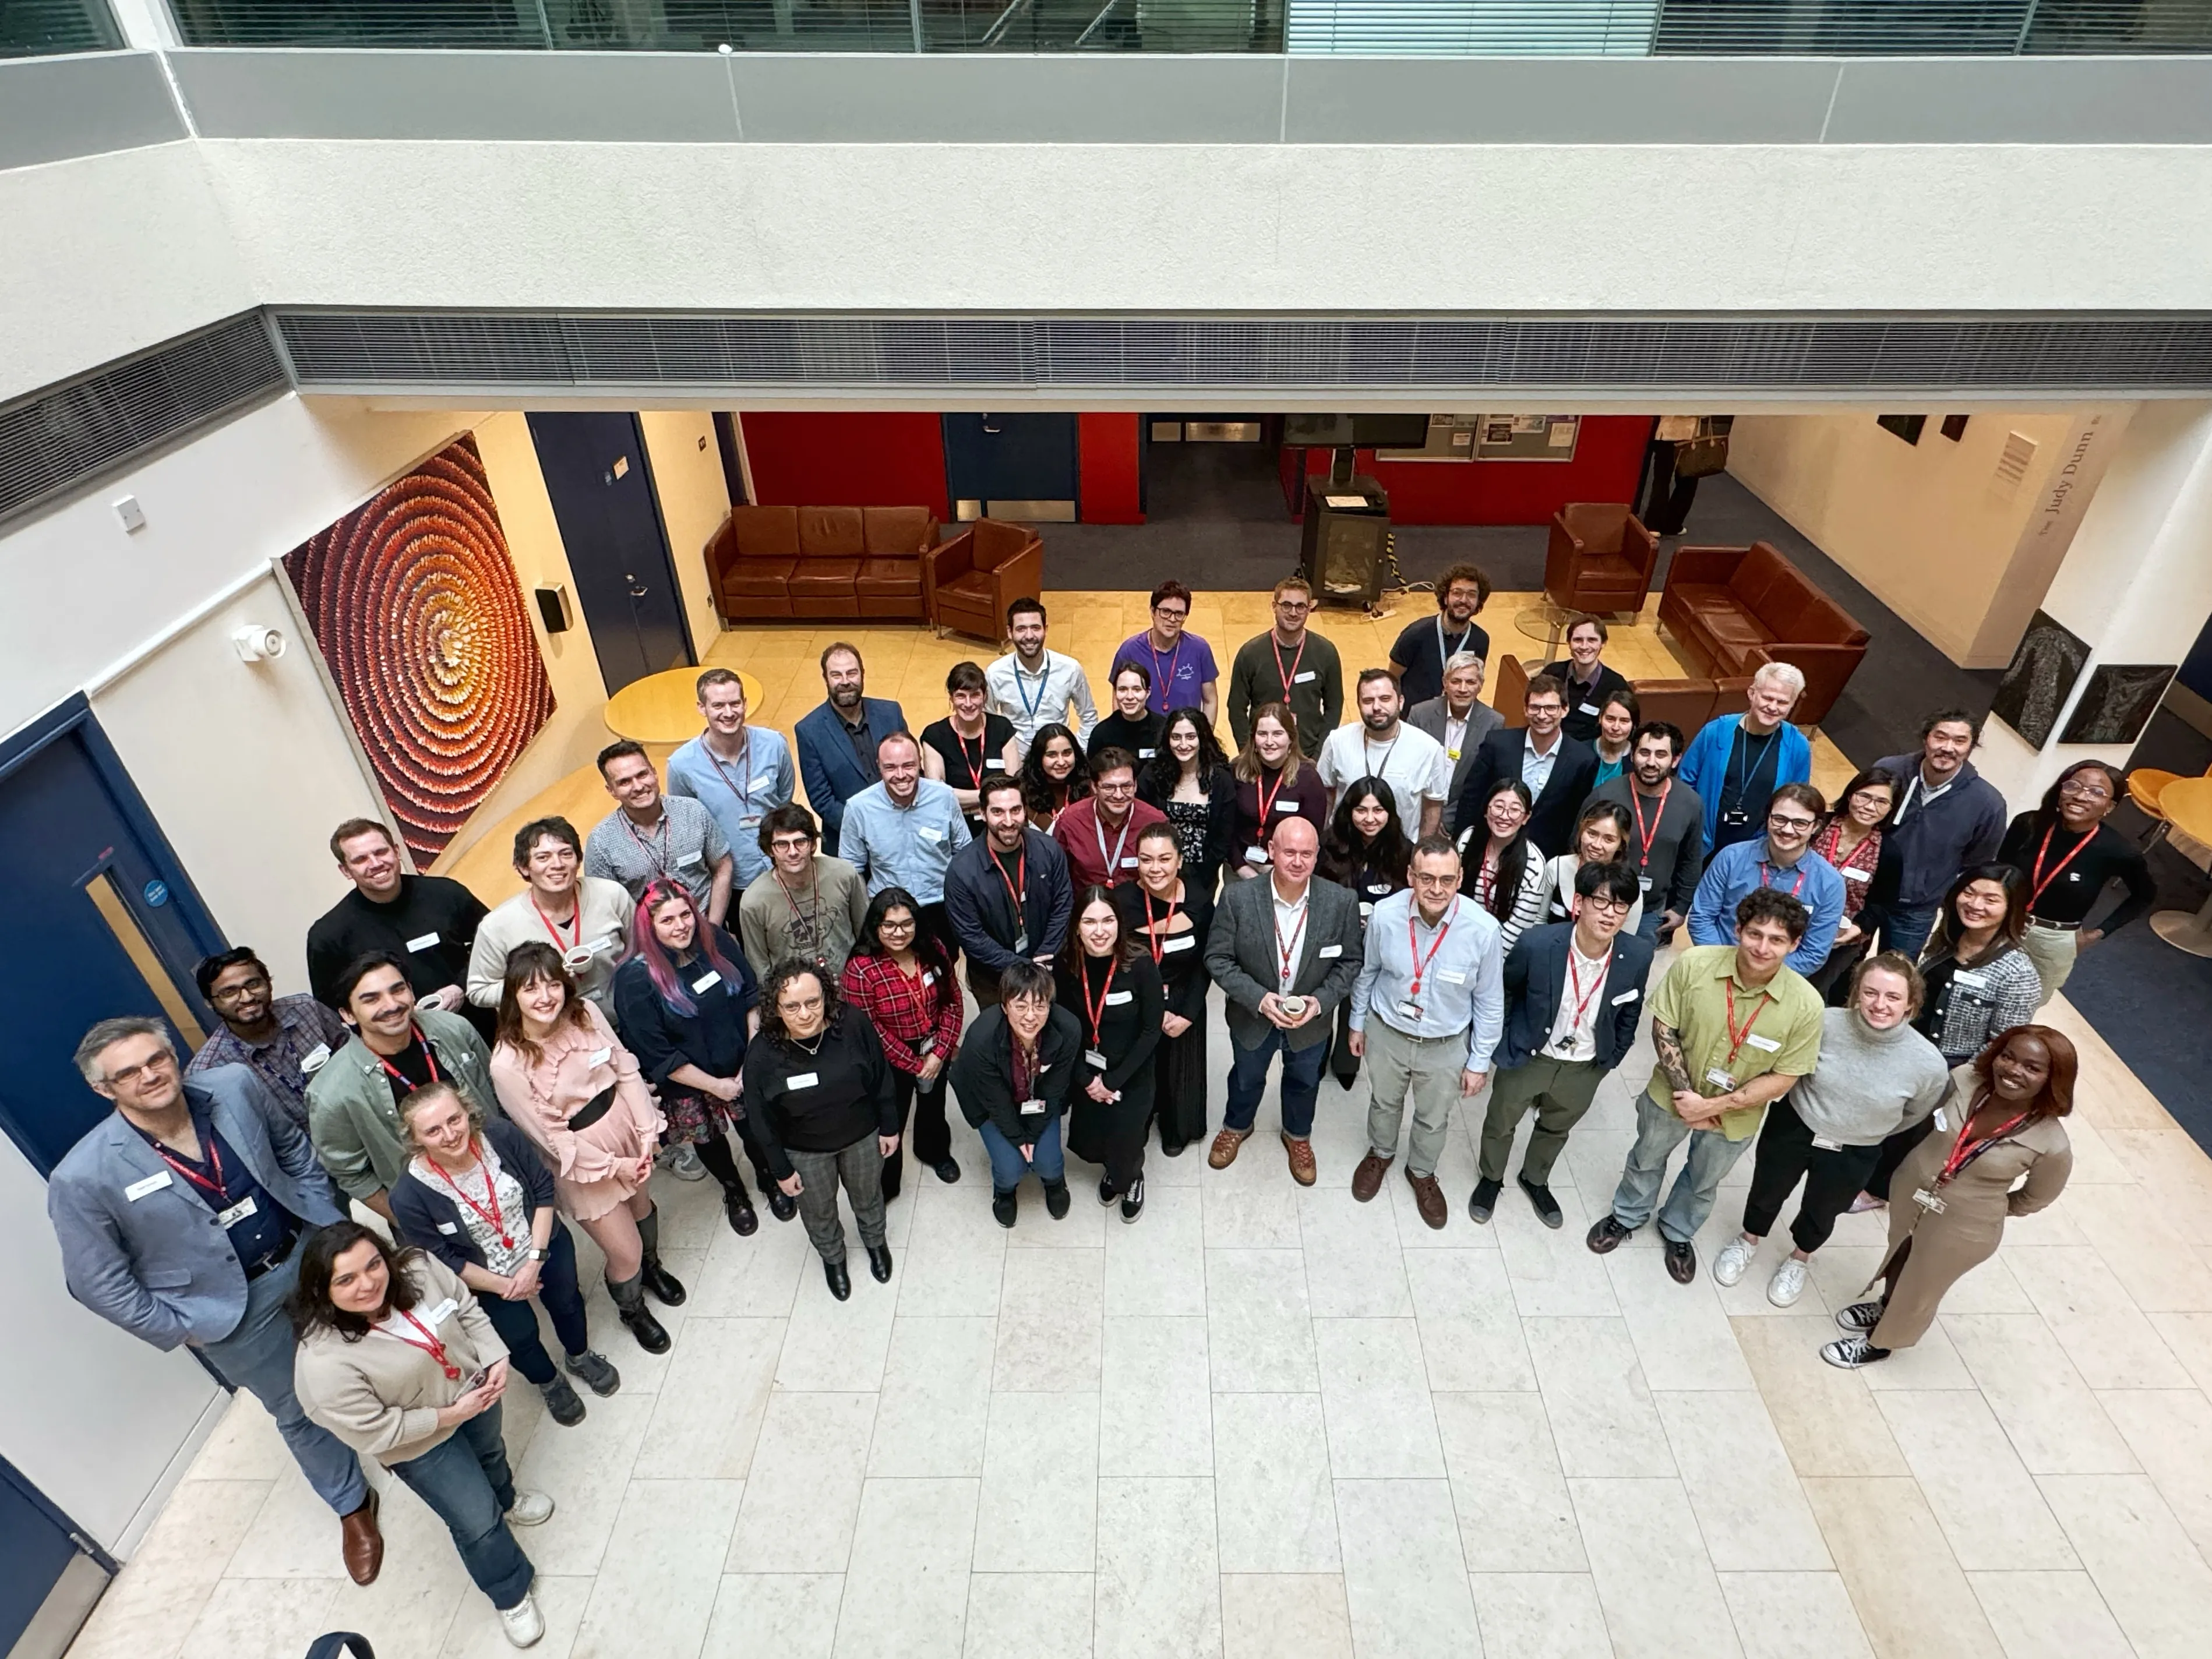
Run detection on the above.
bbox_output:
[1706,951,1950,1308]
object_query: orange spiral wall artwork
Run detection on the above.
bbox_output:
[285,435,556,865]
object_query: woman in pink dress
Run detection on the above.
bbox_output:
[488,941,683,1354]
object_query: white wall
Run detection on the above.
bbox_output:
[638,408,731,655]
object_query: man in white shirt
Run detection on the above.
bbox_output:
[1318,669,1451,837]
[987,596,1098,760]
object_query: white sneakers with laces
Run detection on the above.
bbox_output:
[499,1589,545,1647]
[506,1489,555,1527]
[1766,1257,1808,1307]
[1711,1236,1757,1287]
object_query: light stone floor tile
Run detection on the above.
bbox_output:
[1656,1389,1833,1570]
[1094,1478,1222,1659]
[685,1205,811,1317]
[1312,1316,1445,1477]
[1333,1478,1482,1659]
[834,1477,979,1659]
[572,1477,744,1659]
[576,1245,707,1395]
[633,1315,782,1480]
[1203,1183,1304,1249]
[219,1462,352,1580]
[1569,1476,1742,1659]
[2038,1473,2212,1659]
[1103,1180,1207,1315]
[1801,1476,2005,1659]
[320,1473,473,1654]
[896,1181,1011,1317]
[995,1245,1105,1392]
[1433,1391,1585,1573]
[2095,1386,2212,1555]
[69,1479,270,1659]
[973,1392,1100,1574]
[1211,1393,1340,1573]
[181,1394,292,1484]
[701,1574,844,1659]
[176,1578,339,1659]
[1943,1314,2140,1475]
[1853,1311,1978,1392]
[2150,1309,2212,1393]
[441,1574,593,1659]
[1494,1179,1622,1318]
[1605,1243,1759,1390]
[1404,1248,1536,1390]
[2003,1245,2193,1390]
[1523,1315,1675,1478]
[1874,1390,2079,1570]
[1732,1315,1908,1478]
[1299,1186,1416,1317]
[1205,1247,1319,1392]
[726,1392,878,1574]
[2060,1182,2212,1312]
[1717,1570,1875,1659]
[777,1253,902,1390]
[1469,1571,1613,1659]
[964,1572,1095,1659]
[1967,1570,2135,1659]
[1220,1573,1352,1659]
[1100,1315,1213,1478]
[513,1392,656,1576]
[869,1315,999,1477]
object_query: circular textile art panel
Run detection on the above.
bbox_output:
[285,434,556,863]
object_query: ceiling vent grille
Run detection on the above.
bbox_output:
[0,314,288,529]
[271,311,2212,396]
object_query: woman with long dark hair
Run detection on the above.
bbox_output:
[1139,705,1235,896]
[1019,722,1091,833]
[840,886,965,1198]
[1058,885,1165,1221]
[612,879,771,1238]
[1115,823,1213,1157]
[291,1221,552,1647]
[1804,765,1897,1003]
[489,942,680,1354]
[1319,777,1411,1088]
[1996,759,2155,1006]
[1826,1025,2076,1369]
[1460,778,1547,951]
[1227,703,1327,878]
[1540,801,1643,936]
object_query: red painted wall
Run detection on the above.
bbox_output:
[1289,415,1653,525]
[1078,413,1145,524]
[738,412,951,520]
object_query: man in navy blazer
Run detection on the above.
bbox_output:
[946,776,1075,1003]
[1450,670,1599,859]
[794,641,909,850]
[1470,862,1654,1229]
[47,1017,382,1581]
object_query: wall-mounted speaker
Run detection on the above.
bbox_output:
[535,584,573,633]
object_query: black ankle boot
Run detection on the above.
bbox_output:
[867,1244,894,1283]
[608,1273,669,1354]
[635,1205,687,1306]
[824,1256,852,1300]
[722,1184,758,1237]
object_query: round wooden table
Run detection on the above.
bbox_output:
[602,667,763,746]
[2149,774,2212,956]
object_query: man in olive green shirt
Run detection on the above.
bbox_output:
[1585,887,1822,1284]
[1226,576,1344,759]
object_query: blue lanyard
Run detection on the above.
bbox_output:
[1015,661,1049,721]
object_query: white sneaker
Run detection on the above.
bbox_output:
[499,1589,545,1647]
[506,1489,555,1527]
[664,1145,707,1182]
[1712,1236,1757,1287]
[1767,1257,1808,1307]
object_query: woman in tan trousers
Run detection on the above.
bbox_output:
[1822,1024,2075,1369]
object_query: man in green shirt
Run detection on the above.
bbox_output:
[1585,887,1823,1284]
[1226,576,1344,758]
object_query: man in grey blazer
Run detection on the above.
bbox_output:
[1407,650,1505,807]
[1203,816,1365,1185]
[47,1017,383,1583]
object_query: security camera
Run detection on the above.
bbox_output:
[232,624,287,663]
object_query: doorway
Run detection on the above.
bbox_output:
[1141,415,1286,523]
[527,412,696,696]
[943,413,1080,521]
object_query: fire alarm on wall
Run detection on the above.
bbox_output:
[535,585,573,634]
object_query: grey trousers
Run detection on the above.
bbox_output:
[1478,1053,1605,1185]
[1363,1020,1466,1179]
[789,1136,887,1265]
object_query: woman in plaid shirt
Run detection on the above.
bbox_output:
[841,886,965,1198]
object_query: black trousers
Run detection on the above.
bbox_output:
[475,1224,591,1386]
[1638,439,1700,535]
[697,1127,774,1199]
[882,1067,952,1199]
[1741,1095,1885,1255]
[1866,1114,1938,1202]
[916,902,961,973]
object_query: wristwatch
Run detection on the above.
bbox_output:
[525,1247,544,1262]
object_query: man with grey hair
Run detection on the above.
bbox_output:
[1407,649,1503,806]
[1675,661,1812,856]
[46,1018,384,1584]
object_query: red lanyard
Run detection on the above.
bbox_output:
[532,897,581,954]
[1082,958,1116,1043]
[1272,633,1308,701]
[377,1026,441,1089]
[2028,823,2095,908]
[1564,944,1613,1031]
[994,846,1027,917]
[381,1307,461,1381]
[426,1138,512,1249]
[1723,980,1771,1068]
[1149,636,1183,711]
[1406,899,1456,996]
[1142,887,1180,963]
[1477,852,1500,909]
[1937,1098,2031,1187]
[1758,859,1807,900]
[778,870,823,940]
[1273,897,1308,987]
[1630,781,1669,869]
[952,726,989,792]
[1011,1038,1036,1102]
[152,1132,227,1200]
[1255,765,1292,835]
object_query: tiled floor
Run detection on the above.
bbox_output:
[68,978,2212,1659]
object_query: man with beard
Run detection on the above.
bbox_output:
[738,804,872,980]
[189,947,349,1130]
[947,776,1075,1003]
[987,596,1098,760]
[1586,720,1705,944]
[1052,747,1166,888]
[795,642,909,850]
[1388,562,1494,708]
[839,732,972,962]
[1317,668,1451,836]
[305,818,487,1031]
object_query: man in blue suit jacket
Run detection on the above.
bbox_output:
[47,1017,382,1581]
[793,641,908,850]
[1471,862,1656,1229]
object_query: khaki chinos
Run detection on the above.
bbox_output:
[1363,1019,1466,1179]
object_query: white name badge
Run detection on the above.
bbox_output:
[1439,969,1466,985]
[1366,884,1393,896]
[438,1221,460,1234]
[1744,1033,1781,1053]
[918,825,944,842]
[1611,988,1639,1005]
[1105,989,1134,1005]
[125,1171,173,1201]
[923,970,938,986]
[424,1297,458,1326]
[301,1043,332,1073]
[985,759,1005,770]
[2067,870,2083,881]
[1811,1135,1844,1153]
[215,1195,258,1228]
[1934,1107,1950,1132]
[1705,1068,1737,1092]
[1639,876,1653,891]
[679,850,703,867]
[739,815,763,830]
[785,1071,820,1091]
[1952,969,1989,990]
[752,775,776,791]
[692,970,722,993]
[1319,944,1343,958]
[406,931,442,952]
[1398,1001,1424,1022]
[1021,1097,1047,1114]
[1579,703,1601,716]
[1120,857,1140,869]
[1842,866,1870,883]
[1360,902,1374,920]
[1244,846,1269,864]
[1137,749,1156,760]
[1162,935,1195,953]
[1086,1049,1109,1069]
[589,1046,612,1066]
[1293,670,1318,684]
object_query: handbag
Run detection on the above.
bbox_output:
[1674,432,1728,479]
[567,1083,616,1132]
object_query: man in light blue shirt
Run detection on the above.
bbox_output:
[666,666,795,889]
[1347,834,1506,1229]
[1687,782,1844,973]
[839,732,973,961]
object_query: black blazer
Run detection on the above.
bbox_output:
[1540,659,1632,744]
[1202,873,1364,1053]
[949,1004,1085,1144]
[1494,922,1656,1075]
[389,1116,558,1275]
[1452,727,1600,860]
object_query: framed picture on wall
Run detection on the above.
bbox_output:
[2058,664,2176,746]
[1990,609,2090,750]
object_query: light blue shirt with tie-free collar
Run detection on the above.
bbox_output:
[838,777,973,904]
[667,727,796,888]
[1349,890,1507,1072]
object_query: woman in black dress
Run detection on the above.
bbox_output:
[1020,722,1091,833]
[1115,823,1214,1158]
[1139,706,1234,899]
[1995,760,2156,1008]
[1089,661,1169,764]
[920,661,1019,839]
[1057,884,1165,1222]
[1318,776,1411,1088]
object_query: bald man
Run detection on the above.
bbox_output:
[1201,816,1366,1185]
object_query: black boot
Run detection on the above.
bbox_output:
[824,1256,852,1300]
[608,1272,669,1354]
[635,1206,687,1307]
[538,1373,585,1427]
[867,1244,894,1283]
[722,1184,758,1237]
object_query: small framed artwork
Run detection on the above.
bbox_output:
[1876,414,1927,446]
[1991,610,2090,750]
[2059,664,2176,746]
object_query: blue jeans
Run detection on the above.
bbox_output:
[1877,901,1940,966]
[200,1252,367,1515]
[475,1225,590,1388]
[1225,1026,1328,1139]
[389,1404,535,1611]
[1610,1089,1756,1245]
[979,1116,1065,1194]
[1634,907,1665,945]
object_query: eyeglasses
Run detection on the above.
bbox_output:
[1096,779,1135,796]
[771,835,816,854]
[2059,778,2113,800]
[1273,598,1311,613]
[105,1050,176,1089]
[209,975,271,1001]
[1768,814,1817,832]
[1583,895,1632,915]
[1153,604,1188,620]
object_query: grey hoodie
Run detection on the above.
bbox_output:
[1788,1006,1950,1146]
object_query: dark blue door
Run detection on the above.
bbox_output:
[527,412,695,696]
[0,1454,101,1657]
[943,414,1079,519]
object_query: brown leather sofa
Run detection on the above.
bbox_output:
[705,504,938,622]
[1491,653,1751,735]
[925,518,1045,643]
[1547,503,1660,615]
[1658,541,1868,724]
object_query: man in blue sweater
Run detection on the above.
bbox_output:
[1688,783,1846,974]
[1864,708,2009,963]
[1675,663,1812,856]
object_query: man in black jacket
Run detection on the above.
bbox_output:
[1585,720,1704,944]
[1451,672,1599,857]
[1540,615,1632,745]
[945,778,1075,1003]
[1472,861,1656,1229]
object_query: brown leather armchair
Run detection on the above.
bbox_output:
[1658,541,1868,725]
[925,518,1043,643]
[1546,503,1660,616]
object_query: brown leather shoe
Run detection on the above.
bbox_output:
[1282,1135,1317,1187]
[1406,1169,1449,1231]
[340,1488,383,1586]
[1208,1127,1249,1170]
[1351,1152,1392,1203]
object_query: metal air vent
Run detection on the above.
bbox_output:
[0,314,288,529]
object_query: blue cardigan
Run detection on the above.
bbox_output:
[389,1116,559,1276]
[794,696,909,849]
[1675,715,1812,846]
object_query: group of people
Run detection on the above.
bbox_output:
[45,570,2156,1647]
